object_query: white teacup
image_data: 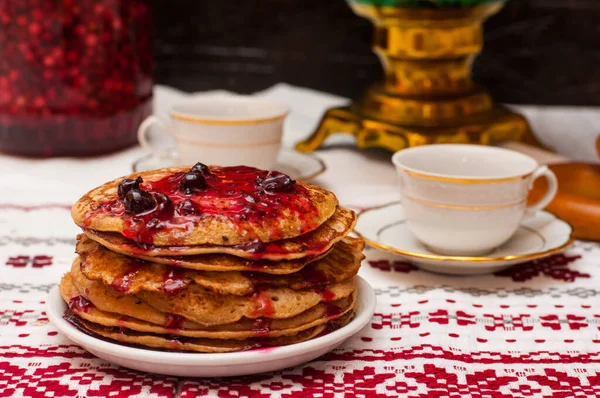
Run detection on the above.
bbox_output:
[138,97,289,169]
[392,144,558,256]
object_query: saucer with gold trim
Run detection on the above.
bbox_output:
[354,201,575,275]
[132,149,326,181]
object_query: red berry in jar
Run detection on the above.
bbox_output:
[0,0,153,157]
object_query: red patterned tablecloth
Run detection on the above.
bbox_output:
[1,203,600,397]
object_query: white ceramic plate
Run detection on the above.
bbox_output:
[132,149,326,181]
[47,276,375,377]
[355,202,574,275]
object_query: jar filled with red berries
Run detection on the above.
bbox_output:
[0,0,153,157]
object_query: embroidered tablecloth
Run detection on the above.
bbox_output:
[1,85,600,397]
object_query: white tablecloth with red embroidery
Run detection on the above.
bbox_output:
[2,85,600,397]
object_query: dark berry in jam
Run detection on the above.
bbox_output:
[191,162,210,176]
[179,172,206,194]
[260,171,295,192]
[153,192,173,216]
[177,199,198,215]
[124,189,156,214]
[118,176,143,200]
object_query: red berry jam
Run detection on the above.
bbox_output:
[244,265,332,290]
[315,286,336,301]
[164,313,185,330]
[231,238,323,258]
[297,267,332,287]
[87,166,320,246]
[68,296,92,313]
[252,318,272,337]
[110,259,145,294]
[0,0,152,157]
[323,302,342,318]
[251,289,275,318]
[162,268,186,295]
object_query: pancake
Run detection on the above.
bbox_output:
[64,267,204,330]
[78,235,364,296]
[62,282,356,340]
[62,269,356,338]
[72,166,338,246]
[69,258,356,327]
[137,277,356,327]
[75,232,330,276]
[84,205,357,261]
[66,314,330,353]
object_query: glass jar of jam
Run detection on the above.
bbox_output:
[0,0,153,157]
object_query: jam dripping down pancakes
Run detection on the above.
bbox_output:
[62,164,362,353]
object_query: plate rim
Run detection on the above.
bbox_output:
[354,201,575,263]
[47,276,375,367]
[277,149,327,181]
[131,149,327,181]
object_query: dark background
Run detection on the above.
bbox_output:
[154,0,600,106]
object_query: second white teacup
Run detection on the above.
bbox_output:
[138,97,289,170]
[392,144,558,256]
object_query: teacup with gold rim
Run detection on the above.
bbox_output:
[392,144,558,256]
[138,97,289,170]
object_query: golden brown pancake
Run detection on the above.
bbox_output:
[69,258,356,327]
[137,278,356,327]
[80,232,323,274]
[72,166,338,246]
[78,235,364,296]
[62,280,356,340]
[65,267,204,330]
[62,270,355,339]
[76,232,332,276]
[84,205,357,261]
[67,315,329,353]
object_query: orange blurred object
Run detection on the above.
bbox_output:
[529,163,600,241]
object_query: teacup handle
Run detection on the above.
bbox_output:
[526,165,558,216]
[137,115,171,156]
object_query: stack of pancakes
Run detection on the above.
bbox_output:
[60,165,363,352]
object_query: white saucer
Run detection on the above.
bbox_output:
[132,149,326,181]
[355,202,575,275]
[47,276,375,377]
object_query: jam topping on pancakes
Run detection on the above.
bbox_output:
[317,287,336,301]
[86,165,319,245]
[323,302,342,318]
[252,318,272,337]
[251,289,275,318]
[161,268,186,295]
[229,231,332,258]
[165,313,185,330]
[68,296,92,313]
[109,259,145,294]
